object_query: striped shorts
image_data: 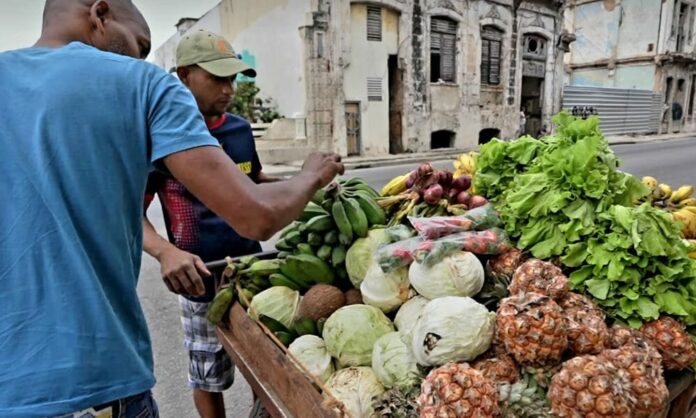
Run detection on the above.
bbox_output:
[179,296,235,392]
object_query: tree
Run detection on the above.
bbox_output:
[228,82,281,123]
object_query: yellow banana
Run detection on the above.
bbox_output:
[455,153,476,175]
[674,209,696,238]
[679,198,696,207]
[670,185,695,204]
[653,183,673,201]
[681,207,696,217]
[642,176,658,190]
[380,174,409,196]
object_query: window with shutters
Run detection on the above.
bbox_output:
[367,5,382,42]
[481,26,503,86]
[430,17,457,83]
[367,77,383,101]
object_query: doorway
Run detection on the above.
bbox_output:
[388,55,404,154]
[521,77,544,137]
[345,102,361,156]
[479,128,500,145]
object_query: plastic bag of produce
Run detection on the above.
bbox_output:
[375,236,424,273]
[408,204,501,240]
[413,229,511,267]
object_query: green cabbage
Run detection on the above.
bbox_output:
[249,286,301,329]
[394,296,429,345]
[408,251,484,299]
[346,229,391,287]
[360,262,412,313]
[371,332,421,390]
[326,367,385,418]
[323,304,394,367]
[288,335,335,382]
[411,296,495,366]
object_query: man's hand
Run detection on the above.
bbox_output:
[156,246,211,297]
[301,152,345,188]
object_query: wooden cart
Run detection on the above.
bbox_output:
[209,257,696,418]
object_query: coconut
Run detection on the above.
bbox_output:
[345,288,363,305]
[298,284,346,321]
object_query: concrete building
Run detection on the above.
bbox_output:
[152,0,567,162]
[564,0,696,134]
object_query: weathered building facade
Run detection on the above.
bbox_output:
[564,0,696,134]
[152,0,566,160]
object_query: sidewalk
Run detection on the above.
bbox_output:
[263,148,467,176]
[263,132,695,176]
[606,131,696,145]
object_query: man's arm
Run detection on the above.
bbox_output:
[142,218,209,296]
[256,171,282,183]
[164,148,343,241]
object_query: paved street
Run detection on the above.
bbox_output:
[137,137,695,418]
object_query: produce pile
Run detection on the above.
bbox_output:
[207,113,696,418]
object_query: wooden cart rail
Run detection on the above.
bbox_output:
[217,303,340,418]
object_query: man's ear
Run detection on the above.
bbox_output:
[88,1,111,33]
[177,67,190,84]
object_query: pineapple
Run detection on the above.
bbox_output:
[496,292,569,366]
[417,363,500,418]
[602,345,668,418]
[472,352,520,384]
[508,259,569,301]
[373,388,420,418]
[498,374,554,418]
[607,324,662,361]
[486,248,527,282]
[640,316,696,371]
[559,292,608,355]
[548,355,633,418]
[478,249,528,310]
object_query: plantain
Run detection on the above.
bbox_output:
[303,214,335,233]
[311,188,327,205]
[332,199,353,241]
[281,254,335,285]
[275,238,294,252]
[206,287,234,325]
[342,197,368,238]
[338,232,352,246]
[323,230,339,245]
[279,222,301,239]
[293,318,318,336]
[316,245,333,261]
[307,232,324,247]
[284,230,303,246]
[241,259,281,277]
[351,191,387,226]
[258,314,290,334]
[331,246,346,268]
[269,273,303,291]
[295,243,315,256]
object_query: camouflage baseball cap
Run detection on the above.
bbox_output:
[175,29,256,78]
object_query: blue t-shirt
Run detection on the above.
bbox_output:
[146,113,262,264]
[0,42,218,417]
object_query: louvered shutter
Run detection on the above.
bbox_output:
[367,77,382,101]
[489,39,501,85]
[481,38,490,85]
[367,6,382,41]
[441,33,455,82]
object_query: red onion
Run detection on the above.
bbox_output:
[469,195,488,209]
[423,184,444,205]
[456,191,471,205]
[452,175,472,191]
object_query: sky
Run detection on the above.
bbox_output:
[0,0,220,55]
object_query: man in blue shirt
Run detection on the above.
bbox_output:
[143,30,278,418]
[0,1,343,417]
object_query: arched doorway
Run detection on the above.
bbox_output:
[478,128,500,145]
[431,130,455,149]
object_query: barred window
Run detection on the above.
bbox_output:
[430,17,457,82]
[481,26,503,85]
